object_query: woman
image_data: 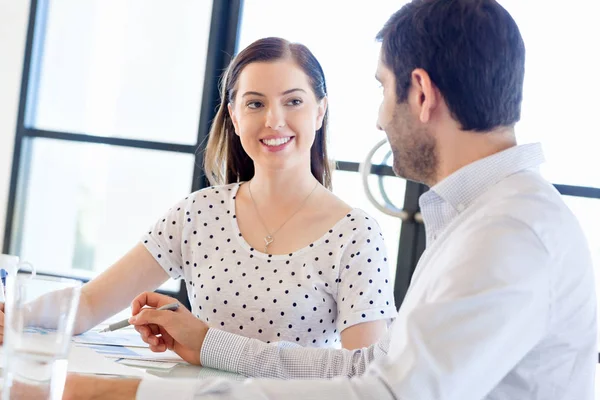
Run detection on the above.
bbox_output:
[0,37,396,353]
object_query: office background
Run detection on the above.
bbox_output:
[0,0,599,355]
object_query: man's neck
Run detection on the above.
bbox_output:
[431,127,517,186]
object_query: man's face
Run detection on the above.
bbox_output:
[375,53,438,185]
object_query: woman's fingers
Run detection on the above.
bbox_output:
[131,292,177,316]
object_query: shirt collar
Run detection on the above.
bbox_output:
[424,143,545,212]
[418,143,545,240]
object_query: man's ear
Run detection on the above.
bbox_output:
[410,68,438,123]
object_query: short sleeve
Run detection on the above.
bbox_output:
[335,215,397,333]
[141,197,189,280]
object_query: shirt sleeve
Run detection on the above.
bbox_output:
[136,215,552,400]
[200,327,391,379]
[141,197,191,280]
[335,215,397,333]
[137,375,395,400]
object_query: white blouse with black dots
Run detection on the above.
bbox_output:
[142,183,396,348]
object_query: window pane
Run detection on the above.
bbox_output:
[238,0,406,162]
[562,196,600,350]
[15,138,195,292]
[33,0,213,145]
[500,1,600,188]
[240,1,600,187]
[332,170,405,282]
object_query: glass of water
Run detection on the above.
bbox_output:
[2,272,81,400]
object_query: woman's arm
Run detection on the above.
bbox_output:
[73,243,170,333]
[334,210,397,350]
[0,243,170,338]
[340,320,388,350]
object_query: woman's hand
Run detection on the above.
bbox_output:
[0,302,5,344]
[129,292,209,365]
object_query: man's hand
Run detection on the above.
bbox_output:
[129,292,209,365]
[63,374,140,400]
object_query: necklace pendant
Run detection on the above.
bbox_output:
[264,235,274,253]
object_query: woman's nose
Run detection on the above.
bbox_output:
[265,106,286,130]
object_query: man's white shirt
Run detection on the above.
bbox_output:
[137,143,596,400]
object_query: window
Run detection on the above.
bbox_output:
[6,0,215,295]
[17,138,194,281]
[34,0,212,145]
[502,0,600,188]
[5,1,599,339]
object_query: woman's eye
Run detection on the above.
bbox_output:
[287,99,303,106]
[247,101,263,109]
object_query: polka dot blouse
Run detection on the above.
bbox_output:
[142,183,396,348]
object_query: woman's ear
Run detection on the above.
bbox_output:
[227,103,240,136]
[315,97,328,130]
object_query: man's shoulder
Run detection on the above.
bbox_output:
[469,170,588,256]
[481,170,571,226]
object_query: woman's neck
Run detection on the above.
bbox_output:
[248,165,320,206]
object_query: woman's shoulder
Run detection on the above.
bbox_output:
[157,183,240,219]
[336,208,382,232]
[187,182,241,203]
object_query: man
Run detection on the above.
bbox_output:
[64,0,596,398]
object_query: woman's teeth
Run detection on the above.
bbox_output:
[262,137,291,147]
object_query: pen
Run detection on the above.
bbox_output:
[0,269,8,301]
[99,302,180,333]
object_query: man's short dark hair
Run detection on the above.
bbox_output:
[377,0,525,132]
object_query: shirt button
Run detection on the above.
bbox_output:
[456,203,465,212]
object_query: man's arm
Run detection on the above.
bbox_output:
[63,375,141,400]
[200,327,391,379]
[136,374,396,400]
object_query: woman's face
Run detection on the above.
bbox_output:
[228,59,327,174]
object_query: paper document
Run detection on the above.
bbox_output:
[106,347,185,363]
[67,345,148,378]
[79,344,143,358]
[76,343,185,364]
[116,359,178,370]
[73,329,148,348]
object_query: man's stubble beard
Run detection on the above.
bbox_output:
[388,103,438,186]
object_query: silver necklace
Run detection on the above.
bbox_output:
[248,180,319,254]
